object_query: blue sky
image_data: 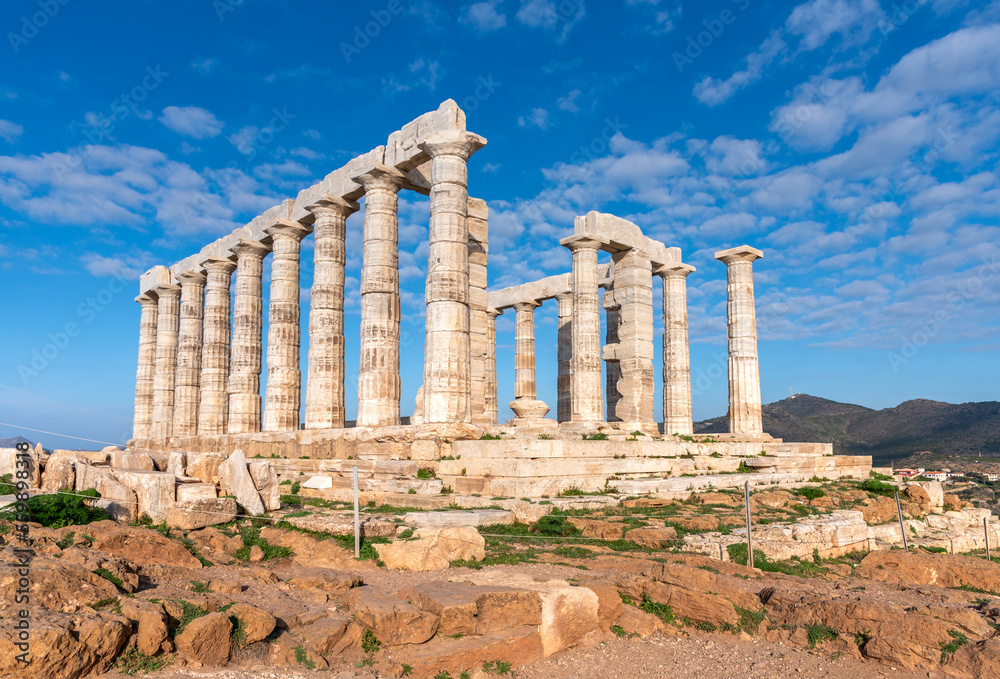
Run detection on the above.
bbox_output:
[0,0,998,449]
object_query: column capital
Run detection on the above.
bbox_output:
[153,283,181,299]
[305,193,360,219]
[655,262,696,279]
[513,299,541,312]
[230,239,271,260]
[418,129,487,161]
[176,270,207,286]
[352,162,406,193]
[200,255,237,275]
[265,218,312,242]
[555,291,573,303]
[715,245,763,265]
[486,308,502,320]
[560,233,608,252]
[136,293,158,307]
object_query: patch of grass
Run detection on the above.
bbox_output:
[233,520,293,561]
[735,606,767,635]
[532,515,580,537]
[480,433,502,440]
[362,629,381,655]
[793,487,826,501]
[112,646,172,675]
[736,461,755,474]
[860,478,898,498]
[283,510,311,518]
[918,545,948,554]
[726,543,829,578]
[483,660,512,675]
[189,581,210,593]
[417,467,436,479]
[552,546,594,559]
[398,527,415,540]
[56,531,76,550]
[582,433,609,440]
[90,597,121,613]
[293,646,316,670]
[0,474,17,495]
[0,489,105,529]
[805,624,839,648]
[174,600,208,633]
[854,630,872,647]
[939,630,967,662]
[179,537,213,567]
[229,614,248,647]
[869,470,894,482]
[639,595,675,624]
[93,567,126,591]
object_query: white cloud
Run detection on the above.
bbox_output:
[189,58,219,75]
[694,32,786,106]
[516,0,586,40]
[461,1,507,31]
[557,89,582,112]
[81,251,153,279]
[0,119,23,144]
[383,58,442,93]
[158,106,224,139]
[518,108,551,129]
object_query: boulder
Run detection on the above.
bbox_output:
[566,517,625,539]
[39,451,83,491]
[248,460,281,511]
[113,469,175,523]
[89,521,203,569]
[344,586,439,646]
[186,452,225,484]
[259,527,359,569]
[376,527,485,571]
[188,526,244,557]
[611,606,666,637]
[406,581,542,636]
[164,497,238,531]
[175,611,231,666]
[857,551,1000,592]
[110,450,155,471]
[624,526,678,548]
[298,613,350,655]
[394,626,543,678]
[58,547,140,593]
[120,599,169,656]
[860,496,898,525]
[947,639,1000,678]
[75,465,138,523]
[166,451,187,477]
[176,483,218,502]
[904,484,932,505]
[907,481,944,509]
[226,603,276,645]
[286,567,363,596]
[219,449,265,516]
[0,611,129,679]
[943,493,962,511]
[0,556,118,612]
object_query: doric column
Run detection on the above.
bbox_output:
[611,248,656,425]
[228,240,270,434]
[197,256,237,436]
[353,164,405,428]
[485,308,501,425]
[555,292,573,423]
[560,234,606,422]
[172,271,206,437]
[263,219,312,433]
[658,262,695,436]
[468,198,490,425]
[603,292,622,422]
[715,245,764,435]
[304,195,358,430]
[418,130,487,424]
[132,294,158,439]
[150,283,181,439]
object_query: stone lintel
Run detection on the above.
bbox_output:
[487,263,614,310]
[573,211,676,267]
[715,245,763,264]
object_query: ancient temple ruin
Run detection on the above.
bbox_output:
[128,100,870,496]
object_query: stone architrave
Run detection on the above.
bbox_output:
[658,262,695,435]
[610,248,655,425]
[418,130,487,424]
[603,291,622,422]
[263,219,312,433]
[353,164,406,428]
[509,299,549,419]
[560,235,607,422]
[715,245,764,435]
[197,257,237,436]
[485,309,501,425]
[150,284,181,439]
[555,292,573,423]
[304,195,359,430]
[133,294,158,439]
[172,271,206,437]
[228,240,270,434]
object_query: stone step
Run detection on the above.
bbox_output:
[439,456,740,478]
[403,509,514,528]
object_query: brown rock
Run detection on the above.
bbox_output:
[406,581,542,637]
[298,613,350,655]
[375,527,486,571]
[120,599,169,656]
[248,545,265,562]
[286,568,362,596]
[188,526,244,556]
[947,638,1000,678]
[857,551,1000,592]
[612,606,666,637]
[624,526,678,548]
[75,612,132,673]
[89,521,202,569]
[751,491,793,509]
[394,625,543,678]
[0,557,117,613]
[344,585,439,646]
[690,492,738,505]
[671,515,718,532]
[227,603,277,645]
[566,517,625,539]
[268,630,330,670]
[57,547,140,593]
[860,497,898,525]
[175,611,232,666]
[579,580,624,631]
[943,493,963,511]
[164,498,238,531]
[0,612,126,679]
[904,484,932,504]
[259,527,358,569]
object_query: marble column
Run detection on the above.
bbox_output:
[658,262,695,436]
[715,245,764,435]
[354,164,405,428]
[509,300,549,419]
[304,195,358,430]
[172,271,207,437]
[150,283,181,439]
[228,240,270,435]
[132,294,158,439]
[485,308,500,425]
[418,130,487,424]
[263,219,312,432]
[468,198,490,425]
[560,234,606,422]
[197,256,237,436]
[555,291,573,423]
[611,249,656,425]
[603,292,622,422]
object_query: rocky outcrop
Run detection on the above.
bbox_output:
[375,527,485,570]
[345,586,439,645]
[88,521,203,569]
[857,551,1000,592]
[0,610,130,679]
[175,611,232,665]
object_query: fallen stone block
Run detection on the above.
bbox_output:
[376,526,485,571]
[164,497,238,531]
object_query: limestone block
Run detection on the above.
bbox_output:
[166,452,187,477]
[74,465,139,523]
[114,470,175,523]
[345,586,440,646]
[165,498,238,531]
[186,452,226,484]
[248,460,281,511]
[302,475,333,490]
[403,510,513,528]
[40,451,84,491]
[906,481,944,509]
[176,483,218,502]
[111,450,156,471]
[375,527,485,571]
[219,449,265,516]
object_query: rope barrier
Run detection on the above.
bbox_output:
[0,422,126,448]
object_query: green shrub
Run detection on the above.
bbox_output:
[582,433,608,440]
[794,487,826,501]
[0,489,105,528]
[293,646,316,669]
[0,474,17,495]
[175,600,208,633]
[417,467,436,479]
[531,515,580,537]
[480,433,502,440]
[93,568,126,591]
[113,646,171,675]
[290,481,301,495]
[805,624,839,647]
[940,630,968,662]
[860,478,898,498]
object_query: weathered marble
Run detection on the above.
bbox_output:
[263,219,312,432]
[354,164,406,428]
[172,271,206,437]
[150,284,181,439]
[561,235,606,422]
[603,292,622,423]
[197,256,237,436]
[468,198,490,425]
[484,309,501,425]
[132,294,158,439]
[509,300,549,420]
[715,245,764,435]
[658,263,695,435]
[609,248,655,426]
[419,130,487,424]
[555,292,573,424]
[227,240,270,434]
[304,195,358,430]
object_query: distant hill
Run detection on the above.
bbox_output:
[0,436,33,449]
[695,394,1000,464]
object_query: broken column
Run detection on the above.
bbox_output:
[304,195,358,430]
[354,164,405,428]
[715,245,764,435]
[658,262,695,436]
[419,130,487,425]
[172,271,206,437]
[509,299,549,420]
[150,283,180,439]
[610,248,656,426]
[561,234,606,423]
[555,291,573,423]
[132,294,158,439]
[228,239,270,434]
[263,219,312,433]
[197,256,237,436]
